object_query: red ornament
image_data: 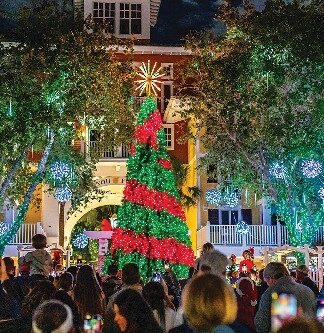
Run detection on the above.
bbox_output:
[157,158,172,169]
[129,144,135,157]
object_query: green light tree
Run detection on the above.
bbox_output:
[0,1,135,254]
[180,0,324,246]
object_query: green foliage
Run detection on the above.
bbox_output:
[181,0,324,245]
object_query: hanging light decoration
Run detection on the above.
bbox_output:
[319,187,324,200]
[301,160,322,178]
[50,161,72,182]
[72,233,89,249]
[235,221,250,235]
[269,162,287,179]
[54,187,72,202]
[205,188,222,205]
[0,223,8,237]
[224,191,239,207]
[135,60,163,96]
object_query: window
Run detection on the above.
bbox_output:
[120,3,141,35]
[161,63,173,79]
[93,2,115,33]
[161,82,173,111]
[208,209,219,225]
[220,209,238,225]
[242,209,252,225]
[163,124,174,150]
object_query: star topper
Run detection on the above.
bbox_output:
[135,60,163,96]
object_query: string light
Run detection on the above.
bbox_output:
[224,191,239,207]
[54,187,72,202]
[0,224,8,237]
[205,188,222,205]
[319,187,324,200]
[269,162,287,179]
[301,160,322,178]
[72,233,89,249]
[50,161,71,181]
[236,221,250,234]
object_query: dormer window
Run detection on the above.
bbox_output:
[120,3,142,35]
[93,2,115,33]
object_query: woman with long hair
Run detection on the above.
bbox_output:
[113,289,163,333]
[72,265,105,321]
[143,281,176,332]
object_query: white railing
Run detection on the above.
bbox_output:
[9,223,45,245]
[87,142,130,159]
[197,223,324,249]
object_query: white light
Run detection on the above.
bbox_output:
[319,187,324,200]
[205,188,222,205]
[54,187,72,202]
[269,162,287,179]
[301,160,322,178]
[72,233,89,249]
[50,161,71,181]
[224,191,239,208]
[0,223,8,236]
[236,221,249,235]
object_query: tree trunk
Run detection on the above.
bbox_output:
[59,202,65,247]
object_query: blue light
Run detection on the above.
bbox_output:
[319,187,324,200]
[236,221,249,235]
[50,161,71,181]
[224,191,239,208]
[269,162,287,179]
[205,188,222,205]
[0,223,8,237]
[54,187,72,202]
[72,233,89,249]
[301,160,322,178]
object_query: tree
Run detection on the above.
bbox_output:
[0,1,135,254]
[109,97,195,279]
[179,0,324,246]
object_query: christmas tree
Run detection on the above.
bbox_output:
[109,97,194,279]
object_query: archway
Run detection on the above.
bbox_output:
[64,185,124,247]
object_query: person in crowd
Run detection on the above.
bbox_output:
[102,264,122,303]
[143,281,177,332]
[53,272,82,332]
[255,262,316,333]
[16,256,31,296]
[3,257,24,305]
[297,265,319,297]
[235,276,258,331]
[0,257,22,321]
[66,265,79,283]
[239,249,255,273]
[255,268,268,314]
[277,318,324,333]
[57,272,74,295]
[17,279,56,331]
[194,242,215,271]
[72,264,105,322]
[181,273,237,333]
[198,249,229,277]
[163,263,181,309]
[32,300,74,333]
[103,263,143,333]
[24,234,52,278]
[113,289,163,333]
[290,270,297,281]
[195,264,212,277]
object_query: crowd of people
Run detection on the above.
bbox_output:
[0,235,324,333]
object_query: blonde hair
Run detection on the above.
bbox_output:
[183,273,237,332]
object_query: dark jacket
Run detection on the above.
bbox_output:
[301,276,319,297]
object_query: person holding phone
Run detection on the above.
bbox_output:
[255,262,316,333]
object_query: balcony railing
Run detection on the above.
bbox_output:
[7,223,46,245]
[197,223,324,250]
[87,142,130,160]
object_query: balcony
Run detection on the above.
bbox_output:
[86,142,130,160]
[1,222,46,245]
[197,223,324,256]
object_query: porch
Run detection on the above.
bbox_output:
[196,222,324,257]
